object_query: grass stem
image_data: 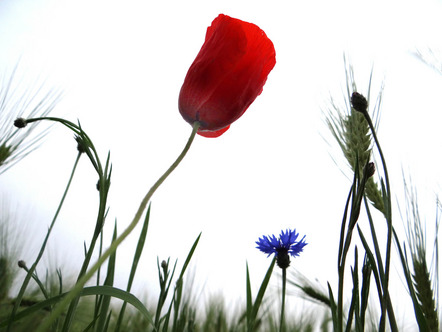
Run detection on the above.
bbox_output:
[7,151,82,332]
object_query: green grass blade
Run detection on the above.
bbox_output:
[161,233,201,332]
[96,222,117,332]
[178,233,201,281]
[115,204,151,332]
[248,258,275,331]
[327,282,338,332]
[392,229,429,331]
[1,286,154,329]
[357,225,400,332]
[171,233,201,332]
[359,255,371,331]
[338,184,354,268]
[346,248,359,332]
[159,259,177,332]
[7,152,82,332]
[246,262,252,327]
[357,228,383,301]
[171,278,183,332]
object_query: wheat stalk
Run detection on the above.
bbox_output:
[325,61,385,216]
[403,182,439,331]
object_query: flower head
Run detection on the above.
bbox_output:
[179,14,276,138]
[256,229,307,269]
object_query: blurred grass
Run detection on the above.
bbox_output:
[402,181,439,332]
[0,203,329,331]
[0,65,61,174]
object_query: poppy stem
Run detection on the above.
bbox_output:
[35,121,201,332]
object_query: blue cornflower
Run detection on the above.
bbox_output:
[256,229,307,269]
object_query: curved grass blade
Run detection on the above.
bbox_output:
[95,222,117,332]
[1,286,154,329]
[115,204,151,332]
[247,258,276,332]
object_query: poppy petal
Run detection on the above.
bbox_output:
[179,14,275,137]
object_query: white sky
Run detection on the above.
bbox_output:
[1,0,442,326]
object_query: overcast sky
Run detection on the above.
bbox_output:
[1,0,442,325]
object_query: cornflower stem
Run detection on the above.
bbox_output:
[280,268,287,332]
[7,151,82,332]
[361,111,397,332]
[35,121,200,332]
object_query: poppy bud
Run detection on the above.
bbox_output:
[179,14,276,137]
[350,92,368,114]
[365,161,376,178]
[75,136,87,154]
[14,118,27,128]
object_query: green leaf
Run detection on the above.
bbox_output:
[0,286,154,329]
[328,282,338,332]
[245,263,252,327]
[96,222,117,332]
[392,229,429,331]
[247,258,275,332]
[115,204,151,332]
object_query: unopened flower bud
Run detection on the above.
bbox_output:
[161,260,167,269]
[75,136,87,153]
[18,260,27,269]
[351,92,368,114]
[365,162,376,178]
[14,118,27,128]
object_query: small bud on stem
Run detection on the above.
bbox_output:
[351,92,368,114]
[14,118,27,129]
[75,136,87,154]
[18,260,27,269]
[365,162,376,178]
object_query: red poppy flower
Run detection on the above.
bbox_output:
[178,14,276,137]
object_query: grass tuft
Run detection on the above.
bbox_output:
[0,65,61,174]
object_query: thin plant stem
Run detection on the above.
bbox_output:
[337,161,371,332]
[362,112,396,331]
[280,268,286,332]
[18,264,49,300]
[7,151,82,332]
[337,179,357,332]
[35,121,200,332]
[13,116,112,331]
